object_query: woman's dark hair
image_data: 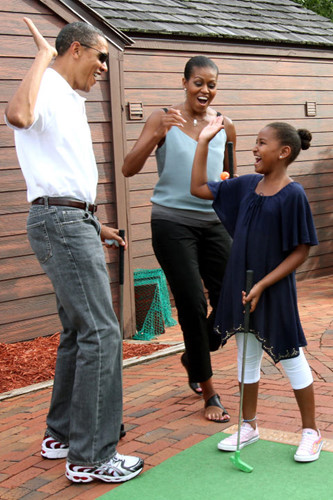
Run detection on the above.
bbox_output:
[184,56,219,81]
[268,122,312,165]
[56,22,105,56]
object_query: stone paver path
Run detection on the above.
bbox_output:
[0,276,332,499]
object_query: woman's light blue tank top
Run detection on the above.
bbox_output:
[151,126,226,213]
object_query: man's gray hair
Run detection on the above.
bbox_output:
[56,22,105,56]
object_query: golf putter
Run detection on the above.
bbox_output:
[227,141,234,178]
[230,269,254,473]
[105,230,125,336]
[118,229,125,338]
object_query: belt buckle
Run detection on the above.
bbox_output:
[85,202,96,214]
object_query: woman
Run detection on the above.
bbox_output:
[122,56,237,422]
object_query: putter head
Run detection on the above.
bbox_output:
[230,451,253,473]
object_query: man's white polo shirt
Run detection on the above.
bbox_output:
[6,68,98,203]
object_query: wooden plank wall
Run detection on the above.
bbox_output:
[123,47,333,280]
[0,0,119,343]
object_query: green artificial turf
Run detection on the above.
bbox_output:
[99,433,333,500]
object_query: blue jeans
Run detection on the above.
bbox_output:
[27,202,122,466]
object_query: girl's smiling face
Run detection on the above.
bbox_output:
[183,66,218,112]
[253,126,285,173]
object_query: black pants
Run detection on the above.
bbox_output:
[151,219,231,383]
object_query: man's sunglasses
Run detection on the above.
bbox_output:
[80,43,108,64]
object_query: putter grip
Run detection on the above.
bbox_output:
[227,141,234,179]
[244,270,254,332]
[119,229,125,285]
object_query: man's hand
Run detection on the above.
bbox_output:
[5,18,57,128]
[101,226,127,250]
[23,17,57,58]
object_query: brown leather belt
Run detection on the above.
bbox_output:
[32,197,97,214]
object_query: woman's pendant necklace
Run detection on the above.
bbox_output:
[182,108,205,127]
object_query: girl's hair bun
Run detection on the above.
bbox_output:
[297,129,312,150]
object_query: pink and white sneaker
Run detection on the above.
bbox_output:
[41,434,69,459]
[217,422,259,451]
[66,452,144,483]
[294,428,323,462]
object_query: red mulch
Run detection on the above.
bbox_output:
[0,333,169,393]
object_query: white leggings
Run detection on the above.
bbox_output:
[235,333,313,390]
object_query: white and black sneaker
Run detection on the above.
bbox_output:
[66,452,144,483]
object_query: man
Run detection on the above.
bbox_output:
[5,18,143,483]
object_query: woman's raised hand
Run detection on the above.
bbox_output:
[198,115,224,143]
[23,17,57,59]
[158,107,186,136]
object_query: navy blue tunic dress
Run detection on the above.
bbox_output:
[207,174,318,363]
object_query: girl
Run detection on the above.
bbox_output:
[190,117,323,462]
[122,56,237,423]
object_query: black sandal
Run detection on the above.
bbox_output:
[180,352,202,396]
[204,394,230,423]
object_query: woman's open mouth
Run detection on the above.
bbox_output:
[197,96,208,106]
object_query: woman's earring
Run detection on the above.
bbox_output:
[184,88,187,96]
